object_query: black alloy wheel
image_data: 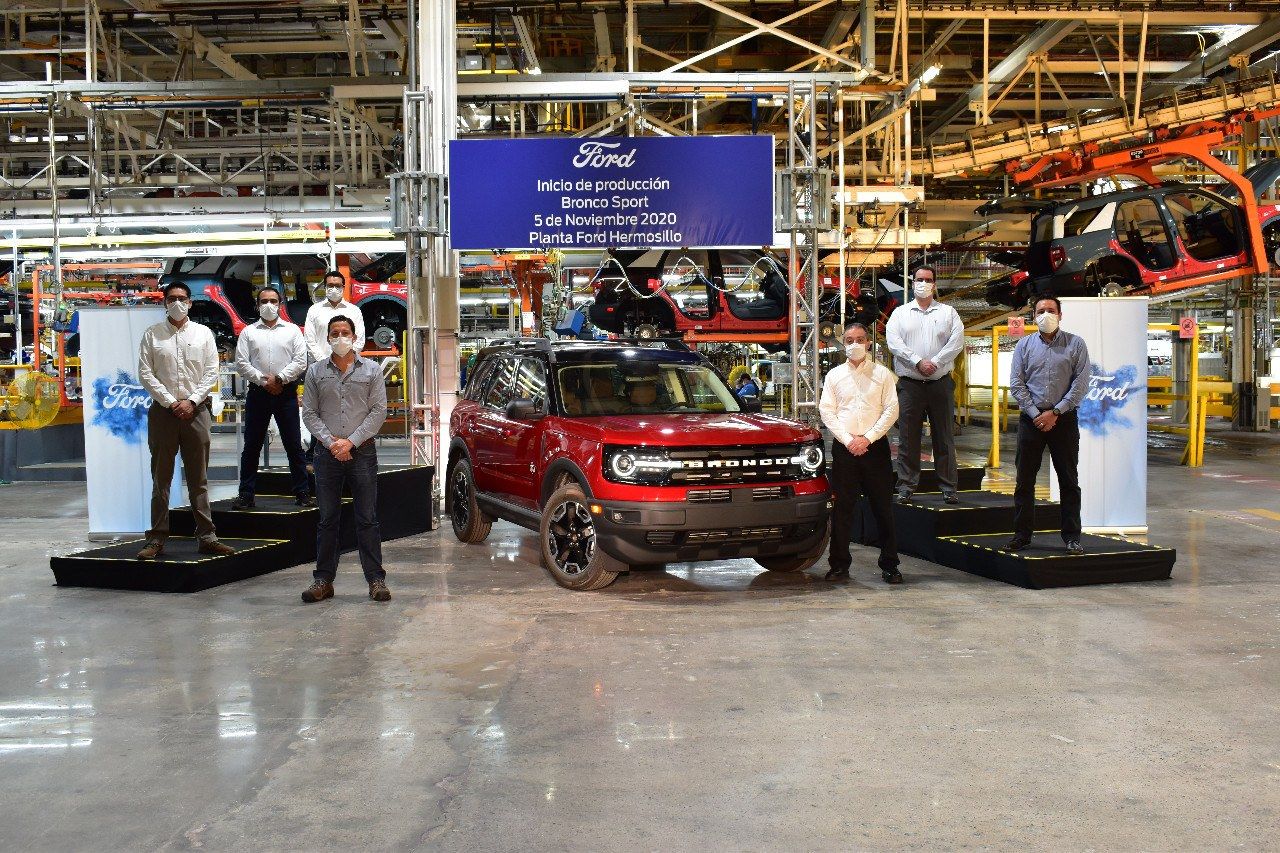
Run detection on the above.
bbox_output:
[538,484,622,590]
[449,459,492,543]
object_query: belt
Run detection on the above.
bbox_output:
[898,375,946,383]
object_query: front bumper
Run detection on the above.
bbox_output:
[592,485,831,565]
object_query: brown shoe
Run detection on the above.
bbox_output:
[368,579,391,602]
[301,579,334,603]
[198,540,236,556]
[136,539,164,560]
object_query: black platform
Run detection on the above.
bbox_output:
[897,464,986,494]
[853,489,1062,563]
[50,537,293,593]
[933,532,1176,589]
[50,465,436,593]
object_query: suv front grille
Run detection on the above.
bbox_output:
[686,526,784,544]
[751,486,790,501]
[665,445,809,485]
[687,488,732,503]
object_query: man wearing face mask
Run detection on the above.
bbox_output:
[819,322,903,584]
[135,282,235,559]
[884,265,966,504]
[303,270,366,362]
[232,286,312,510]
[300,315,389,603]
[1007,295,1091,555]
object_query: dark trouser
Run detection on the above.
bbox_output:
[314,441,383,583]
[238,383,309,499]
[1013,411,1081,541]
[895,373,957,495]
[146,403,215,543]
[829,437,899,572]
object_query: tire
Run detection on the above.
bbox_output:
[754,520,830,573]
[1091,266,1135,298]
[449,459,493,544]
[539,484,623,590]
[635,323,659,340]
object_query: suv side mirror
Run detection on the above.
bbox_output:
[505,398,545,420]
[736,393,762,414]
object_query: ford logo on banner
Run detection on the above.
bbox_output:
[1078,363,1140,436]
[90,369,152,443]
[448,135,775,250]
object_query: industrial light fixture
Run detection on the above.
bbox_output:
[921,64,942,85]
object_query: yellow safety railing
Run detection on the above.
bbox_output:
[966,322,1205,469]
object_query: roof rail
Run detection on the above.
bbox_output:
[606,336,692,352]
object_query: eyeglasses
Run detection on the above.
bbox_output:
[163,295,190,303]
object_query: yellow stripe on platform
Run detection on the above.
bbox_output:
[1244,508,1280,522]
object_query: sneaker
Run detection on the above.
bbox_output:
[1066,540,1085,555]
[199,540,236,556]
[1005,535,1032,551]
[295,493,318,508]
[136,539,164,560]
[943,492,960,505]
[302,579,334,603]
[230,495,255,510]
[882,568,904,584]
[895,491,913,504]
[369,579,391,602]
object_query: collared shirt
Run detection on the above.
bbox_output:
[234,319,308,387]
[301,353,387,449]
[137,318,219,408]
[303,299,366,361]
[818,357,900,447]
[884,298,966,380]
[1009,329,1091,417]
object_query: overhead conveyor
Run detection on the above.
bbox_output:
[924,72,1280,180]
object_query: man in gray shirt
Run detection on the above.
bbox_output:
[1007,295,1090,554]
[300,315,389,603]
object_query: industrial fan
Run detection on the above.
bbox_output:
[1,372,61,430]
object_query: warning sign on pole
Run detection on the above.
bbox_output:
[1179,316,1197,340]
[1007,316,1025,337]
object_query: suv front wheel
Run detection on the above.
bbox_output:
[449,459,493,543]
[539,484,624,590]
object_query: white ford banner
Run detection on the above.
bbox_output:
[1053,297,1148,532]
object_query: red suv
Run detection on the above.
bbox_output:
[446,340,831,590]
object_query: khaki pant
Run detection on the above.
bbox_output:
[146,403,216,542]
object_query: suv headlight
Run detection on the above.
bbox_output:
[611,451,637,479]
[603,446,682,485]
[797,442,824,475]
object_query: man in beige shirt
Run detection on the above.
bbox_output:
[818,321,902,584]
[135,281,234,559]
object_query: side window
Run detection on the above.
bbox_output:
[512,358,548,411]
[662,250,711,317]
[1166,191,1242,261]
[1062,206,1104,237]
[278,256,328,302]
[1115,198,1175,270]
[483,358,518,410]
[464,359,496,402]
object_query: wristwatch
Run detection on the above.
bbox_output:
[1051,406,1064,416]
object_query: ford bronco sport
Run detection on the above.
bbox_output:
[446,340,831,590]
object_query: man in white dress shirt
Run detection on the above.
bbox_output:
[303,270,365,362]
[135,281,234,559]
[232,285,312,509]
[884,265,966,503]
[819,322,903,584]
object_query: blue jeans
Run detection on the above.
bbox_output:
[314,442,384,583]
[238,383,309,499]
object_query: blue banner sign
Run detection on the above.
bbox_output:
[449,135,775,250]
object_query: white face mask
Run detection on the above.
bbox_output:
[329,335,353,356]
[166,299,190,321]
[259,302,279,322]
[913,280,934,300]
[1036,312,1060,334]
[325,286,344,304]
[845,341,866,361]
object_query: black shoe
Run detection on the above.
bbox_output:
[895,491,913,504]
[295,493,317,508]
[1005,535,1032,551]
[881,568,904,585]
[1066,540,1085,555]
[824,567,851,581]
[301,579,334,603]
[943,492,960,505]
[369,579,391,602]
[230,495,255,510]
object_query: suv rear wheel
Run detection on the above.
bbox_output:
[539,483,623,590]
[449,459,493,543]
[753,521,830,573]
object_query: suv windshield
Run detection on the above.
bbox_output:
[557,361,742,416]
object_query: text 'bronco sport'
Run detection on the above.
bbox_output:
[447,340,831,590]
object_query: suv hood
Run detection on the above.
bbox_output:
[572,413,819,447]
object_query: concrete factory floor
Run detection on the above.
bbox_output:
[1,428,1278,851]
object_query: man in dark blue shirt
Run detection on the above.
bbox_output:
[1007,295,1090,554]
